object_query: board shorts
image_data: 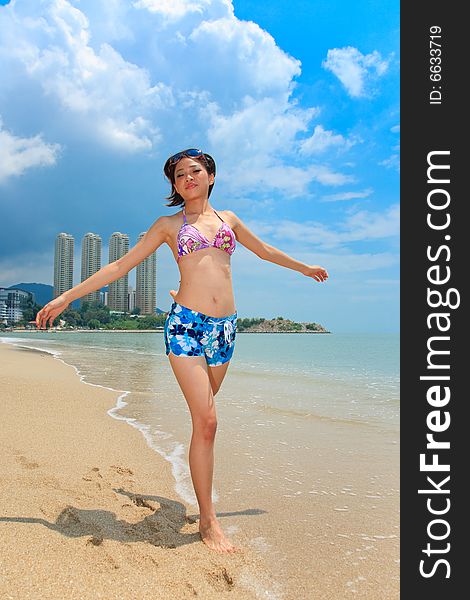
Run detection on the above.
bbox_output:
[164,301,237,367]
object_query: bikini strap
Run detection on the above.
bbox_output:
[213,209,224,223]
[182,207,187,224]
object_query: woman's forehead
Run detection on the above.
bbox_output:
[174,157,201,172]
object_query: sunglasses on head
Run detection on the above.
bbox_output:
[165,148,204,169]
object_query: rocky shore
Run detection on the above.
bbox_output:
[237,317,330,334]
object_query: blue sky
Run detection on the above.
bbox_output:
[0,0,399,332]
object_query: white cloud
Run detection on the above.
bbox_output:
[0,1,172,152]
[234,242,398,276]
[299,251,398,273]
[241,203,399,250]
[341,204,399,241]
[322,46,389,98]
[189,16,300,96]
[133,0,227,21]
[380,154,400,172]
[0,0,357,195]
[321,188,373,202]
[390,124,400,133]
[0,117,61,182]
[299,124,356,155]
[206,97,353,196]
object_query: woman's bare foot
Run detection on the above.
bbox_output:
[199,518,240,554]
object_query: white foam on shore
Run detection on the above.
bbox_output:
[238,565,284,600]
[0,335,213,509]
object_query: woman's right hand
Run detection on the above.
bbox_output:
[35,295,70,330]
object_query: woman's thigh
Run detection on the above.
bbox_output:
[167,352,217,424]
[207,360,231,396]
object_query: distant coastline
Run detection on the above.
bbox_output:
[2,327,330,334]
[2,316,331,335]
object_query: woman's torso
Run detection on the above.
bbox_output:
[166,207,237,318]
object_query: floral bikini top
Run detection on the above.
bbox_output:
[177,207,237,262]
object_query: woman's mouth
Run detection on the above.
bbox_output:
[185,183,197,189]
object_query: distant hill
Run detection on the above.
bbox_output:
[7,283,165,313]
[238,316,329,333]
[7,283,81,309]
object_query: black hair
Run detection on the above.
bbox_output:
[163,152,216,208]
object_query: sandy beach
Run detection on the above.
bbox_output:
[0,343,273,600]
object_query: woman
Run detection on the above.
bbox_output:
[36,148,328,554]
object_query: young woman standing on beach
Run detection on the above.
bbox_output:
[36,148,328,554]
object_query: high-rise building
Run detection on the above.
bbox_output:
[0,287,34,324]
[53,233,74,299]
[80,233,102,307]
[128,285,136,312]
[108,232,129,311]
[135,232,157,315]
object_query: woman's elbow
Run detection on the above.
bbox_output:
[258,244,272,260]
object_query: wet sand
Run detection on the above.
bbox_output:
[0,343,273,600]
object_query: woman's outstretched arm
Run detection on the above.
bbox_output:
[228,210,328,283]
[36,216,169,329]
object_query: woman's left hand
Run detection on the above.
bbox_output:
[303,265,329,282]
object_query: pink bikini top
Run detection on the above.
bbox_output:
[177,207,237,262]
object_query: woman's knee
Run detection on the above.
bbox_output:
[192,415,218,441]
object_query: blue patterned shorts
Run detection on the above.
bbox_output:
[164,302,237,367]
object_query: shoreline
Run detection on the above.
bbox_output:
[2,328,331,334]
[0,341,275,599]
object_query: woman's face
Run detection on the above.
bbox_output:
[172,157,214,201]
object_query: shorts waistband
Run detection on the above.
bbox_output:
[170,301,237,320]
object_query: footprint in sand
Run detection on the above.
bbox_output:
[82,467,104,489]
[86,535,104,546]
[15,455,40,469]
[131,494,155,510]
[109,465,135,486]
[205,567,235,592]
[110,465,134,476]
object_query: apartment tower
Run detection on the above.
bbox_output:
[108,232,129,311]
[53,233,74,299]
[135,231,157,315]
[80,233,102,306]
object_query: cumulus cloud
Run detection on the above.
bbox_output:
[0,117,61,182]
[0,0,358,197]
[133,0,226,21]
[206,96,349,196]
[299,125,356,155]
[0,0,170,152]
[322,46,389,98]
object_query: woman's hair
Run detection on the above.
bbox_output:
[164,152,216,208]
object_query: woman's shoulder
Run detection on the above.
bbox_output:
[164,209,184,233]
[217,209,238,229]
